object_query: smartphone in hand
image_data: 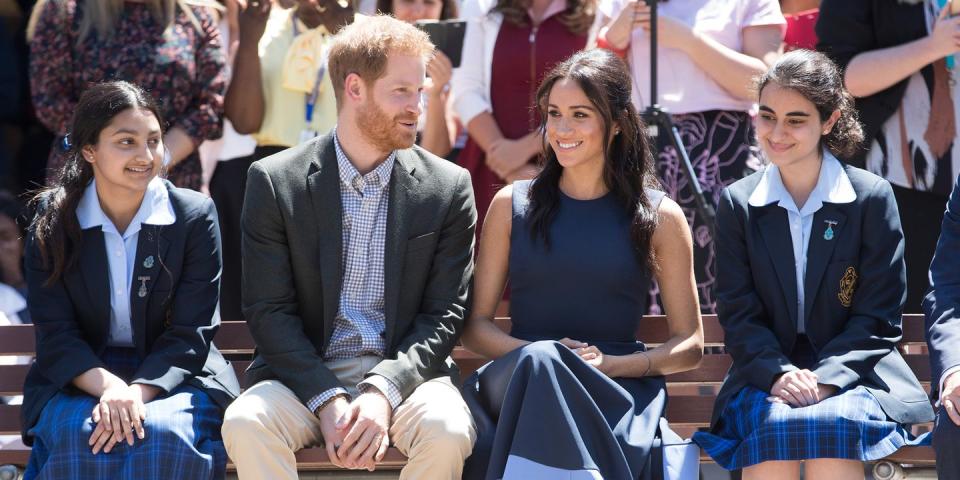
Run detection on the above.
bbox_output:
[416,20,466,68]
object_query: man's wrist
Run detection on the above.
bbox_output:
[314,393,349,417]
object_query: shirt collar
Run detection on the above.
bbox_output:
[76,176,176,238]
[748,149,857,214]
[333,129,396,193]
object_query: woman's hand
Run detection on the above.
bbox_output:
[238,0,272,47]
[558,337,588,349]
[632,6,695,52]
[89,382,146,454]
[768,369,821,407]
[487,138,536,179]
[576,345,615,375]
[928,6,960,59]
[425,51,453,100]
[604,0,647,49]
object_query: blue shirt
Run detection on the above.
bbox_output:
[748,150,856,333]
[76,177,176,346]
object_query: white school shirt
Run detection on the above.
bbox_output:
[76,177,176,346]
[748,151,857,333]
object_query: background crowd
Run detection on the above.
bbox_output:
[0,0,952,325]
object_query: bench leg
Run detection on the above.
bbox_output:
[0,464,21,480]
[872,461,937,480]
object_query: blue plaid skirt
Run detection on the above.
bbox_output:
[693,385,931,470]
[24,348,228,480]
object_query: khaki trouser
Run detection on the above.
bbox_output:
[221,356,477,480]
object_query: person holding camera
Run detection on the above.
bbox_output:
[597,0,784,315]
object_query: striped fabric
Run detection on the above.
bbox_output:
[24,348,227,480]
[693,385,931,470]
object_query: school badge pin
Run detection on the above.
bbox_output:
[838,266,858,307]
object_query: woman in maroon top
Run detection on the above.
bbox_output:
[27,0,226,191]
[452,0,598,231]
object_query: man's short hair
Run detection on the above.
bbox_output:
[328,15,435,110]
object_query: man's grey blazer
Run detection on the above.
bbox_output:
[240,131,477,406]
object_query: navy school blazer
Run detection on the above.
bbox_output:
[20,181,241,443]
[711,165,934,428]
[923,174,960,397]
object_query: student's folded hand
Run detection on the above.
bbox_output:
[769,369,821,407]
[89,383,146,454]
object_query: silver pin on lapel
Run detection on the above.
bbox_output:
[143,255,154,269]
[137,276,150,298]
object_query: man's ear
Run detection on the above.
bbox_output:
[344,73,366,104]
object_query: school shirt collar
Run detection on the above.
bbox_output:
[748,149,857,213]
[76,176,176,238]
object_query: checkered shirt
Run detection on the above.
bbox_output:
[306,131,403,414]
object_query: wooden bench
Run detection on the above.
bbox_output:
[0,314,937,476]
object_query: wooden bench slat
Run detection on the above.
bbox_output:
[0,405,19,436]
[0,354,935,396]
[0,325,34,356]
[3,315,929,356]
[0,315,936,470]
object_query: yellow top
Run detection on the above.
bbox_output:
[253,8,338,147]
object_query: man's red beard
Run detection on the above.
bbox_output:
[356,97,419,152]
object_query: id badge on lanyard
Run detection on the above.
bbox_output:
[293,18,329,143]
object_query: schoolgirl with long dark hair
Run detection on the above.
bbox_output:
[22,81,239,479]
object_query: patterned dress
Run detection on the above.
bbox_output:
[29,0,226,191]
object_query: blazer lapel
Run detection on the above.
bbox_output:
[383,150,420,349]
[130,224,171,356]
[307,136,343,347]
[80,229,111,345]
[756,206,799,326]
[803,205,847,329]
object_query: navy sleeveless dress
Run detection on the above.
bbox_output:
[462,180,671,480]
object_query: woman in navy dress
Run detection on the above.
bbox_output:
[693,50,934,479]
[21,81,240,479]
[460,49,704,480]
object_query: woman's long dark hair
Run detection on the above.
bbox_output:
[29,81,163,285]
[377,0,459,21]
[495,0,594,35]
[529,49,660,269]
